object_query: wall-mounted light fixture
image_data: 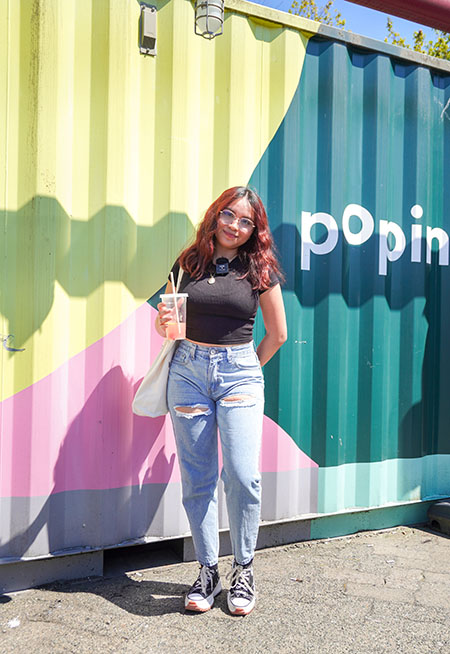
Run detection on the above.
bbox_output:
[194,0,224,39]
[139,4,157,56]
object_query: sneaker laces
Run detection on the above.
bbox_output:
[191,565,215,596]
[227,564,254,599]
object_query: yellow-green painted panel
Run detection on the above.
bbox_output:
[0,0,313,399]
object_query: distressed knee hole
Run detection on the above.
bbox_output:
[219,394,256,408]
[174,404,211,418]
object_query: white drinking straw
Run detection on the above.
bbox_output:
[170,271,181,335]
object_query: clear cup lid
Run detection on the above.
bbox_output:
[160,293,189,299]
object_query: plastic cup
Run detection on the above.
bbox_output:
[160,293,188,340]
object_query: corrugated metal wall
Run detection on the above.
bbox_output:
[0,0,316,562]
[1,0,449,568]
[252,35,450,514]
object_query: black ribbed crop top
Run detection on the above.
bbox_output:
[169,258,278,345]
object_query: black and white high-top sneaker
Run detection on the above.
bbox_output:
[227,560,256,616]
[185,564,222,612]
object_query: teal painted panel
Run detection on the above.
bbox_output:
[317,454,450,513]
[251,38,450,475]
[310,500,436,541]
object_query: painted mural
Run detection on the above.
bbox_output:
[251,38,450,513]
[1,0,449,565]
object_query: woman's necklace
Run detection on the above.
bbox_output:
[208,257,230,284]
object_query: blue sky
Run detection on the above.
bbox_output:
[251,0,434,44]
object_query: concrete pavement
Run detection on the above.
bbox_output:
[1,526,449,654]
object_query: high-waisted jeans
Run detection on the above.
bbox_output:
[167,340,265,567]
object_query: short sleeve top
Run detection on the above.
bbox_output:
[169,258,278,345]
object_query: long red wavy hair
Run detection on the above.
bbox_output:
[179,187,283,291]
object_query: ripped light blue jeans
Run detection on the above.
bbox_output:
[167,340,264,567]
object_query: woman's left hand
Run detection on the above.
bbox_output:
[257,284,287,366]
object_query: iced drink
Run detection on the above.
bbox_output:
[160,292,188,340]
[166,321,187,340]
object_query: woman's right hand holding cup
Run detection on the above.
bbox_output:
[157,301,172,333]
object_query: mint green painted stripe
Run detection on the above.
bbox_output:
[317,454,450,515]
[310,500,440,541]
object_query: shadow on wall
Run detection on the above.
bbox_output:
[0,198,194,348]
[0,366,181,561]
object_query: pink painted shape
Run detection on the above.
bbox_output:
[1,304,181,498]
[217,416,318,473]
[0,304,316,499]
[260,416,318,471]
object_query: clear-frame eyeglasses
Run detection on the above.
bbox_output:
[219,209,255,232]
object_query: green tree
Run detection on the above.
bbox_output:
[289,0,345,28]
[289,0,449,60]
[385,17,450,60]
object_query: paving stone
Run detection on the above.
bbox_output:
[0,526,449,654]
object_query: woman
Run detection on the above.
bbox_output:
[156,187,287,615]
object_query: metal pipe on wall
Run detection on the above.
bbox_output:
[346,0,450,33]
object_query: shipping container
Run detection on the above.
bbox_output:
[1,0,449,591]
